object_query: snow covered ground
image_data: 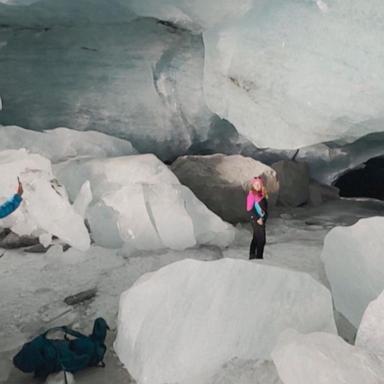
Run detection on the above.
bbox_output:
[3,197,384,384]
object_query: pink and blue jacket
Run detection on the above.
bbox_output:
[246,191,268,220]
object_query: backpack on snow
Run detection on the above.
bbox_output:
[13,317,109,379]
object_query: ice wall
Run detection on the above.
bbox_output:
[1,0,383,156]
[204,0,384,149]
[0,16,214,161]
[105,0,384,150]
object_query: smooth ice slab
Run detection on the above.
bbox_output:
[114,258,336,384]
[321,216,384,327]
[272,329,384,384]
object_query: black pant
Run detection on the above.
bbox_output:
[249,218,266,259]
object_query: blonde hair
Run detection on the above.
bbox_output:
[251,177,268,199]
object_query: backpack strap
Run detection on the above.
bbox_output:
[43,326,87,340]
[61,326,87,339]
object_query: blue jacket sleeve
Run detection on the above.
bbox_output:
[0,194,22,219]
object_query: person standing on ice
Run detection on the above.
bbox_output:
[0,178,23,219]
[246,176,268,260]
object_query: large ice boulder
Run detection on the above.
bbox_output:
[356,289,384,357]
[321,217,384,327]
[114,258,336,384]
[272,329,384,384]
[0,149,90,251]
[55,154,235,251]
[171,154,279,223]
[271,160,310,207]
[0,125,137,163]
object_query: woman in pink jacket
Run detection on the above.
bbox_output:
[246,176,268,259]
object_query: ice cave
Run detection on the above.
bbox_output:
[0,1,384,384]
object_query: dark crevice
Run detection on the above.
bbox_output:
[334,155,384,200]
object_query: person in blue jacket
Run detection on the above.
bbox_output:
[0,178,24,219]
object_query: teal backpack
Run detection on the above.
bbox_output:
[13,318,109,380]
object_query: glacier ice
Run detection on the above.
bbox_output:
[171,154,279,222]
[72,180,92,218]
[204,0,384,149]
[356,289,384,357]
[296,132,384,185]
[0,126,137,163]
[1,0,383,154]
[114,258,336,384]
[127,0,252,31]
[0,0,135,26]
[0,149,90,250]
[55,154,235,250]
[321,216,384,327]
[272,329,384,384]
[0,17,214,161]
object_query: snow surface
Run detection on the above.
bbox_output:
[0,126,137,163]
[114,258,336,384]
[55,154,235,251]
[272,329,384,384]
[209,358,282,384]
[356,289,384,357]
[321,216,384,327]
[46,372,75,384]
[0,149,90,250]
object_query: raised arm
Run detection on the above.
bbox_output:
[0,179,24,219]
[0,194,23,219]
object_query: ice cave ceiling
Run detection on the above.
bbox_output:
[0,0,383,157]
